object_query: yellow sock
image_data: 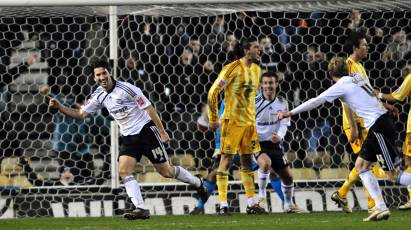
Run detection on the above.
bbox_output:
[338,167,359,198]
[216,171,229,203]
[372,163,386,179]
[240,170,255,198]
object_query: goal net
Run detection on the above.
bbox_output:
[0,0,410,218]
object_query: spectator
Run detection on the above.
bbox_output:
[383,30,411,62]
[259,36,281,71]
[180,48,195,66]
[217,33,238,66]
[348,10,363,32]
[0,53,37,89]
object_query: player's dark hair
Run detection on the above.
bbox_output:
[241,36,258,50]
[343,30,366,55]
[328,56,349,77]
[261,71,280,82]
[233,36,258,59]
[91,59,111,73]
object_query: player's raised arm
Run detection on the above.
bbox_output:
[48,96,88,120]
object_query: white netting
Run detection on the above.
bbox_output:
[1,1,411,217]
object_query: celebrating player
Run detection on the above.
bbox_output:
[277,56,411,221]
[48,59,209,220]
[207,37,266,215]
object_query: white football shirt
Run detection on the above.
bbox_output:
[82,80,151,136]
[291,73,386,129]
[255,95,290,141]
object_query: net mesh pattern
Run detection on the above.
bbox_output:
[0,2,411,217]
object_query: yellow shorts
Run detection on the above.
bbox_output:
[220,119,260,155]
[343,123,368,154]
[403,133,411,157]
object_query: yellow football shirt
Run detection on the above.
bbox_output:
[341,57,369,153]
[342,57,368,129]
[392,73,411,132]
[208,59,261,126]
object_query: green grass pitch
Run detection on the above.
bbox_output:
[2,211,409,230]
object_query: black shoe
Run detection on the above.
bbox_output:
[218,206,231,215]
[195,175,210,204]
[246,204,268,215]
[190,207,205,215]
[123,208,150,220]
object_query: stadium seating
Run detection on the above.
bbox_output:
[0,175,11,186]
[319,168,349,179]
[10,175,32,188]
[0,157,23,176]
[290,168,319,180]
[139,172,175,183]
[170,154,196,170]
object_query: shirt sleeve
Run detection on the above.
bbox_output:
[291,82,344,115]
[125,82,151,109]
[392,74,411,102]
[207,62,239,124]
[81,89,104,114]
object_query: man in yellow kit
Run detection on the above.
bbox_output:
[376,63,411,210]
[208,37,267,215]
[331,31,382,213]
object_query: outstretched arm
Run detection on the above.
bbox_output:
[278,81,344,119]
[277,96,328,120]
[48,96,88,120]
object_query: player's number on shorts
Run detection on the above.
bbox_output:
[152,147,165,161]
[282,155,288,165]
[376,154,386,166]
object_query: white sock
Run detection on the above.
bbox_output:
[281,182,294,209]
[247,197,256,207]
[174,166,201,187]
[358,170,387,210]
[257,169,270,198]
[398,172,411,186]
[220,200,228,208]
[123,175,147,210]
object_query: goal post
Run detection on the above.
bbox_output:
[0,0,410,218]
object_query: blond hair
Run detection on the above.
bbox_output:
[328,56,349,77]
